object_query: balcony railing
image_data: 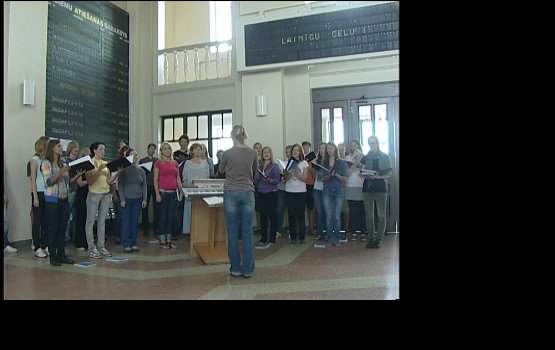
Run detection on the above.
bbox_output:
[157,40,232,86]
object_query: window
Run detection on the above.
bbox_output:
[162,110,233,157]
[359,103,389,155]
[209,1,231,52]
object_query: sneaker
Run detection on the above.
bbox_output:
[31,243,35,250]
[89,248,103,259]
[4,245,18,253]
[276,232,282,238]
[98,247,112,257]
[360,234,368,241]
[230,271,241,277]
[124,247,133,253]
[76,247,86,251]
[35,248,47,258]
[131,245,140,252]
[44,247,50,256]
[350,233,358,241]
[168,242,177,249]
[255,242,271,249]
[339,235,348,243]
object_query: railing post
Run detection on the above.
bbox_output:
[194,47,200,81]
[216,45,221,78]
[227,47,231,77]
[204,45,210,80]
[163,52,168,85]
[174,50,179,83]
[184,49,189,82]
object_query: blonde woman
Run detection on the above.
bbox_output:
[220,125,258,278]
[154,142,182,248]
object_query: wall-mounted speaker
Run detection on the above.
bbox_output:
[255,95,267,116]
[23,80,35,105]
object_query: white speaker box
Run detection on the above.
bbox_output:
[23,80,35,105]
[255,95,267,116]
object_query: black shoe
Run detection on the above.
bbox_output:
[59,257,75,264]
[366,239,382,249]
[50,260,62,267]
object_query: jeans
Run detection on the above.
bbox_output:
[322,189,343,244]
[275,189,287,234]
[286,192,306,241]
[65,191,77,242]
[31,192,47,250]
[45,199,69,261]
[142,185,159,233]
[258,191,277,242]
[158,191,178,243]
[348,200,366,233]
[120,197,142,248]
[224,191,255,276]
[313,189,325,237]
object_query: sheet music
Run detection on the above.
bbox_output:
[202,196,223,206]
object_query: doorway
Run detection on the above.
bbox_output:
[312,82,399,233]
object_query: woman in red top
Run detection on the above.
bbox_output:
[153,142,182,248]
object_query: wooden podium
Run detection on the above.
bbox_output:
[190,196,229,264]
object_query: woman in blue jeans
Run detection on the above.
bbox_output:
[219,125,258,278]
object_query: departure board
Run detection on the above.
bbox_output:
[46,1,129,160]
[245,2,399,67]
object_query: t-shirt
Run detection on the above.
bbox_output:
[155,160,179,190]
[285,160,309,193]
[89,158,110,194]
[220,147,258,192]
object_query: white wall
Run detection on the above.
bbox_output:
[241,70,285,154]
[3,1,157,243]
[5,1,49,243]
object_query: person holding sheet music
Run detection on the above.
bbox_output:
[311,142,328,242]
[275,145,292,239]
[64,141,82,244]
[283,144,310,244]
[361,136,392,249]
[139,143,159,236]
[345,140,366,241]
[181,143,210,236]
[254,146,281,247]
[117,148,147,253]
[84,142,114,259]
[74,148,91,250]
[321,143,347,246]
[220,125,258,278]
[41,140,74,266]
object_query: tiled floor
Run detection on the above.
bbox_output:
[3,232,399,300]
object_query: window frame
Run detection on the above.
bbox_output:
[161,109,233,157]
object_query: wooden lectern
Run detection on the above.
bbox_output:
[189,196,229,264]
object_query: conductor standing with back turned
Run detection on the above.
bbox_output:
[219,125,258,278]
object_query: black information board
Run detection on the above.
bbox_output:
[46,1,129,160]
[245,2,399,67]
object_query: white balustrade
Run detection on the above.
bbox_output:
[157,41,232,86]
